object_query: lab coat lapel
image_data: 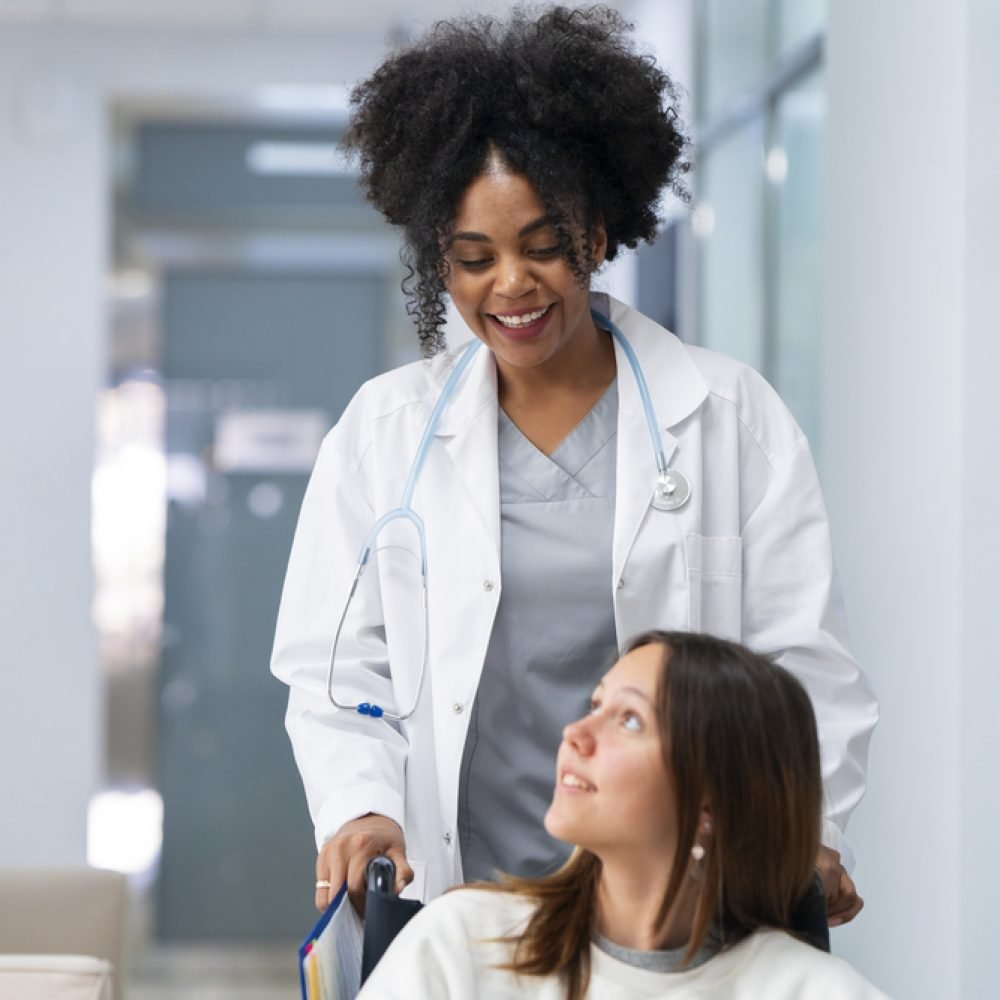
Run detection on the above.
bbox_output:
[426,344,501,556]
[605,296,708,594]
[612,339,671,588]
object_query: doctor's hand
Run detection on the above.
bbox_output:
[816,845,864,927]
[315,813,413,915]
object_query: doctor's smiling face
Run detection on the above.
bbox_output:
[544,643,678,870]
[444,154,608,384]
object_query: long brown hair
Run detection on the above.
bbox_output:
[474,630,822,1000]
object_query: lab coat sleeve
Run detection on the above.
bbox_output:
[740,434,878,870]
[271,430,408,849]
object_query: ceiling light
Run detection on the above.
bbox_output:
[245,141,354,176]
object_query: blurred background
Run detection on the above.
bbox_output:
[0,0,996,997]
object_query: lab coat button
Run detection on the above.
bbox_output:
[452,702,464,714]
[616,578,624,590]
[482,579,494,592]
[443,831,452,845]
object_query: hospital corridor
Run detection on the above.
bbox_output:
[1,1,997,998]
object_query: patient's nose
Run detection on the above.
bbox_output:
[563,716,596,756]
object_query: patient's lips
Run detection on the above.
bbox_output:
[559,769,596,792]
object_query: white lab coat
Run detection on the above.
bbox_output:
[271,296,878,902]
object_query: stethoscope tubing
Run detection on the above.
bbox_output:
[325,340,480,721]
[326,308,685,721]
[597,312,669,478]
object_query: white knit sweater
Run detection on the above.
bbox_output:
[357,889,890,1000]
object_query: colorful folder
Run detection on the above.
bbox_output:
[298,883,364,1000]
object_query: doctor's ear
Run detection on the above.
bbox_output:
[437,252,454,289]
[587,223,608,271]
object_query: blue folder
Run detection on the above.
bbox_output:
[298,883,364,1000]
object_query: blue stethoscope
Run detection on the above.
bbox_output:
[326,309,691,721]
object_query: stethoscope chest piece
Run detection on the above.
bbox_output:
[652,469,691,512]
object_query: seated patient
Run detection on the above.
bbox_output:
[358,631,887,999]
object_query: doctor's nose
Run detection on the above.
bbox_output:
[495,258,537,299]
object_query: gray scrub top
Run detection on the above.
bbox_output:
[458,380,620,882]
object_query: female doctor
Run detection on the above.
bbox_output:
[270,6,877,928]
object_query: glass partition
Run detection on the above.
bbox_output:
[772,68,825,452]
[777,0,826,57]
[687,0,827,464]
[698,0,771,123]
[697,122,766,372]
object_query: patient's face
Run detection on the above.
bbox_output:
[544,643,677,867]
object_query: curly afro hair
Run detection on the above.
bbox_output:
[343,4,689,355]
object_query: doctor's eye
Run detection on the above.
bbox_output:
[456,257,493,271]
[527,246,560,259]
[588,697,602,715]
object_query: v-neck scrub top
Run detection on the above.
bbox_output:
[458,380,620,882]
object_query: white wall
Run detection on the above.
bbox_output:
[626,0,694,108]
[0,23,386,865]
[960,2,1000,995]
[824,2,999,997]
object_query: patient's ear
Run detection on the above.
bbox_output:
[698,802,713,837]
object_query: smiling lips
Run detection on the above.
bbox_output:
[560,770,596,792]
[488,303,554,340]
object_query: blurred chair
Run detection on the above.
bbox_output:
[0,955,112,1000]
[0,867,128,1000]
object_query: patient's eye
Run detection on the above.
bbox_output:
[621,710,642,732]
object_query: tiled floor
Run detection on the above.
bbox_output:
[129,943,300,1000]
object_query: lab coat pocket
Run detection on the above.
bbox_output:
[684,534,742,640]
[400,859,427,903]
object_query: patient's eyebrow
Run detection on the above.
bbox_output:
[619,684,654,705]
[592,681,654,705]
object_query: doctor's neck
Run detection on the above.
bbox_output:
[494,319,616,407]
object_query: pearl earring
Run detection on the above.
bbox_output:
[690,841,706,879]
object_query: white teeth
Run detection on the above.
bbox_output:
[494,306,549,328]
[561,773,595,791]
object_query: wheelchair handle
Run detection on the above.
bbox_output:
[365,855,396,895]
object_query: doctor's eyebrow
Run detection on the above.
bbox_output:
[449,214,557,244]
